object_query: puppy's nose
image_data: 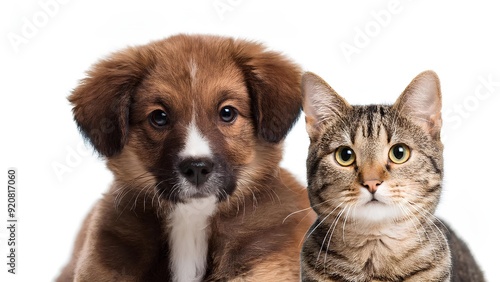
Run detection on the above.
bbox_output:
[178,158,214,186]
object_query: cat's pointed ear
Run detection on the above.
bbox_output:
[302,72,351,140]
[393,70,442,140]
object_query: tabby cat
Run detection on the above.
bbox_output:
[300,71,484,282]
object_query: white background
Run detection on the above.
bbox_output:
[1,0,499,281]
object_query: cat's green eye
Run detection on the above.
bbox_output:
[335,146,356,167]
[389,143,411,164]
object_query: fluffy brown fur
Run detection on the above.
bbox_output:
[57,34,313,281]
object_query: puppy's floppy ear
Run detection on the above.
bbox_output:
[234,41,302,143]
[69,46,154,157]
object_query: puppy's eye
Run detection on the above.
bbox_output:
[219,106,238,123]
[149,109,169,127]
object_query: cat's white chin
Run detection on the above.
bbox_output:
[349,184,403,223]
[351,201,402,223]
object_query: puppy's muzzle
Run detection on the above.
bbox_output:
[178,157,214,186]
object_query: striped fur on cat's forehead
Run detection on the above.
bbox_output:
[324,104,394,144]
[318,104,425,160]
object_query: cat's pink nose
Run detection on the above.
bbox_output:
[362,180,382,194]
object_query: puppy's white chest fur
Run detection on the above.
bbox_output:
[168,196,217,282]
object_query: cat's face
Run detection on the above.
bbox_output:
[302,71,444,224]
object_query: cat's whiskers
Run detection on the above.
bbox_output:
[296,209,317,237]
[302,202,344,266]
[409,201,448,235]
[283,206,313,223]
[321,204,349,265]
[303,201,343,248]
[300,199,342,250]
[405,200,448,253]
[283,197,338,224]
[397,201,423,245]
[342,204,353,244]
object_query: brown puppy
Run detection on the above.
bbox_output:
[57,34,313,281]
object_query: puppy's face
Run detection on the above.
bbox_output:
[70,35,301,203]
[127,55,254,202]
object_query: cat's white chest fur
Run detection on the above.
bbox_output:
[168,196,217,282]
